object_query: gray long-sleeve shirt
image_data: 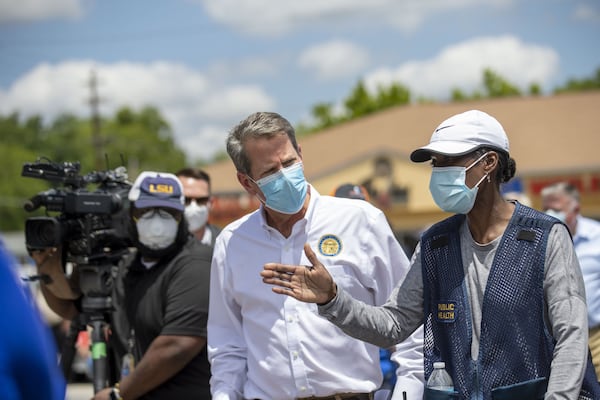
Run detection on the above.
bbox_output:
[320,221,588,400]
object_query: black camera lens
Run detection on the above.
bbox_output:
[25,217,62,249]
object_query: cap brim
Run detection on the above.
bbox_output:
[410,141,481,163]
[134,199,184,211]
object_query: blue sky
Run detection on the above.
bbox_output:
[1,0,599,162]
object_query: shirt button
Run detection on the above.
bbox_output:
[292,351,299,359]
[287,316,294,323]
[301,386,307,392]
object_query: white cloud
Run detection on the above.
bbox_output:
[363,35,559,100]
[0,0,85,23]
[299,40,369,81]
[198,86,275,119]
[0,60,275,161]
[199,0,512,35]
[180,125,231,160]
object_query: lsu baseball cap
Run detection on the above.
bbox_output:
[128,171,184,211]
[410,109,510,163]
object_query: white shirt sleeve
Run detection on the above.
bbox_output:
[207,233,246,400]
[390,324,425,400]
[366,211,424,400]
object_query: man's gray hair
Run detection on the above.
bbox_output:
[540,182,580,203]
[226,112,299,175]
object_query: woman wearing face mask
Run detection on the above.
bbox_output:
[261,110,600,400]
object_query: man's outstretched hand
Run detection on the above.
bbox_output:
[261,243,337,305]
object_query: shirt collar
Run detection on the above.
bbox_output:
[200,226,212,245]
[258,184,318,236]
[573,215,599,242]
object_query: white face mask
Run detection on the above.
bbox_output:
[545,209,567,223]
[136,210,179,249]
[185,202,209,232]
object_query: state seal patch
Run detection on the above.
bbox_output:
[318,234,342,257]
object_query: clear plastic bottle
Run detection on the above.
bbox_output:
[426,361,454,392]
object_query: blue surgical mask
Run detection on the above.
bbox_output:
[429,152,489,214]
[252,162,308,214]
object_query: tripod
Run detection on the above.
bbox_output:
[60,263,120,393]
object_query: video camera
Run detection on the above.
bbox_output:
[22,158,132,302]
[22,158,132,259]
[22,158,134,390]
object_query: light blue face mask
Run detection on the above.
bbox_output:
[252,162,308,214]
[429,152,489,214]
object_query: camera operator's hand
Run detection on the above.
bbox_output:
[31,247,81,300]
[30,247,58,269]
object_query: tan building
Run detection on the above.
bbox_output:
[204,91,600,244]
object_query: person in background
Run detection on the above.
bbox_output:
[332,183,424,400]
[208,112,424,400]
[262,110,600,399]
[33,171,213,399]
[541,181,600,378]
[1,240,66,400]
[332,183,371,201]
[176,167,221,246]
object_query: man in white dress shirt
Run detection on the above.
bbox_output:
[207,111,424,400]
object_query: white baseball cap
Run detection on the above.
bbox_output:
[410,109,510,163]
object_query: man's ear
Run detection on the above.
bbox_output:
[239,172,265,202]
[237,171,252,192]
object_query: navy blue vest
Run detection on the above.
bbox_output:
[420,203,600,400]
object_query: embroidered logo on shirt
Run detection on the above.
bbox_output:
[436,301,456,323]
[318,234,342,256]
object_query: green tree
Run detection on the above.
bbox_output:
[344,81,377,118]
[374,82,411,109]
[311,102,338,131]
[102,106,186,177]
[0,106,187,232]
[451,88,468,102]
[529,82,542,96]
[0,123,50,231]
[554,67,600,93]
[482,68,521,98]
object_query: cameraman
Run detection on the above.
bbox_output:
[33,171,212,400]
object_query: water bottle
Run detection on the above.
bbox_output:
[426,361,454,392]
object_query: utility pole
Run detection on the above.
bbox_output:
[88,69,104,170]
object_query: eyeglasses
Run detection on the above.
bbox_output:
[184,196,210,206]
[132,207,182,222]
